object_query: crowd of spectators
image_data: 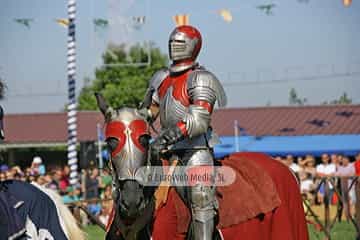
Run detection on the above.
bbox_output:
[0,156,113,226]
[1,152,360,224]
[276,152,360,219]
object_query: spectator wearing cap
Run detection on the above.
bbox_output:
[31,156,46,176]
[73,184,82,202]
[0,165,8,181]
[0,164,8,174]
[62,186,81,204]
[62,186,74,204]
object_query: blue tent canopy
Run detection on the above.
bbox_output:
[214,134,360,158]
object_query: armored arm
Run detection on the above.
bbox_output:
[179,69,227,138]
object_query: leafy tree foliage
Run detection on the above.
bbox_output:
[289,88,307,106]
[335,92,352,104]
[322,92,352,105]
[78,43,168,110]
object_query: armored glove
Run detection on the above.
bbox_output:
[150,126,184,159]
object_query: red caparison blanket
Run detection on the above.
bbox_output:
[153,152,309,240]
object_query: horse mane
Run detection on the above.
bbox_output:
[31,182,86,240]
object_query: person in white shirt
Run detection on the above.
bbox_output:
[286,154,300,173]
[299,171,315,200]
[316,153,336,204]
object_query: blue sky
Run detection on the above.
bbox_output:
[1,0,360,113]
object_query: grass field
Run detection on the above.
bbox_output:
[308,222,357,240]
[84,225,105,240]
[83,222,357,240]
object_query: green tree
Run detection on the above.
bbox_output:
[289,88,307,106]
[323,92,352,105]
[336,92,352,104]
[78,43,168,110]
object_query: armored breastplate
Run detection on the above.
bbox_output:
[157,70,220,150]
[158,71,190,129]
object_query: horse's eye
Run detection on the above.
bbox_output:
[139,134,151,148]
[106,137,119,152]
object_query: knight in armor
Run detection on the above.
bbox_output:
[140,25,227,240]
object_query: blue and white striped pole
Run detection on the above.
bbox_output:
[67,0,78,185]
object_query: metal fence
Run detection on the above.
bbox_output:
[303,176,360,240]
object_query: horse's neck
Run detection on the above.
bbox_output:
[108,214,153,240]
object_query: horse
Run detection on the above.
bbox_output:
[96,94,309,240]
[0,179,85,240]
[95,93,156,240]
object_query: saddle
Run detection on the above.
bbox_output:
[156,152,282,234]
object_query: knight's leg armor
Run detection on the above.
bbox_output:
[186,150,218,240]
